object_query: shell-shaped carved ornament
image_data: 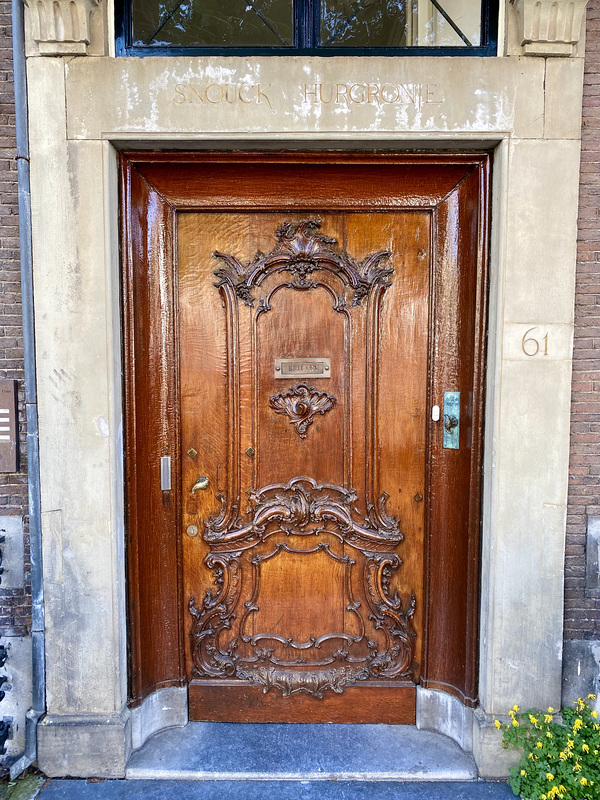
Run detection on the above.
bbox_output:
[269,383,337,438]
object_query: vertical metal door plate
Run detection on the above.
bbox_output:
[443,391,460,450]
[160,456,172,490]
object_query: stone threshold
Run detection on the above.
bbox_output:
[126,723,478,782]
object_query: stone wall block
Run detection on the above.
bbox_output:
[24,0,102,55]
[511,0,589,56]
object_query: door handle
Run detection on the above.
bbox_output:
[443,414,458,432]
[191,476,209,494]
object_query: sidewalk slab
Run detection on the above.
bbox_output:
[39,779,515,800]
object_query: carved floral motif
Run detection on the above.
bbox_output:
[213,219,393,308]
[269,383,337,438]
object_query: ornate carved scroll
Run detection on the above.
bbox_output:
[188,219,416,699]
[269,384,336,438]
[189,478,417,696]
[213,219,393,308]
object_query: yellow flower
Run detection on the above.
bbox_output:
[520,769,526,776]
[529,715,538,724]
[573,718,583,731]
[528,752,535,760]
[513,704,520,712]
[582,743,590,752]
[548,707,554,713]
[592,710,598,719]
[567,739,575,748]
[546,732,553,738]
[573,763,582,773]
[546,773,554,781]
[512,718,519,727]
[494,719,501,729]
[537,742,544,749]
[588,694,597,700]
[559,751,568,760]
[581,777,589,786]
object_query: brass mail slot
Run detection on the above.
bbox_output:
[274,358,331,379]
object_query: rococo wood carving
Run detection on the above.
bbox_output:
[187,218,418,699]
[269,384,337,438]
[213,218,393,307]
[189,478,417,695]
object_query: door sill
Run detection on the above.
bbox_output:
[126,722,477,781]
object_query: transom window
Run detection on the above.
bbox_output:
[116,0,497,56]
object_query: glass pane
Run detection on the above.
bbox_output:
[319,0,481,47]
[132,0,294,48]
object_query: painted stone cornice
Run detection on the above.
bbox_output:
[24,0,102,55]
[510,0,589,56]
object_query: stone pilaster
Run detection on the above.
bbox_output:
[510,0,589,56]
[23,0,103,55]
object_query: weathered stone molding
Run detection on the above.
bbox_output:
[510,0,589,56]
[24,0,102,55]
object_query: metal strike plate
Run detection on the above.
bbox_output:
[274,357,331,379]
[443,391,460,450]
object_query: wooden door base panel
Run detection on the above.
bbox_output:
[189,681,416,723]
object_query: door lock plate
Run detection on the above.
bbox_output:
[443,391,460,450]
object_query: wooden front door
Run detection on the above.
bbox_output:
[122,153,489,725]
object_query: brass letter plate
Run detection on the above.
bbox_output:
[274,357,331,379]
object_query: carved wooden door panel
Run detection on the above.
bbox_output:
[179,213,428,721]
[122,153,489,725]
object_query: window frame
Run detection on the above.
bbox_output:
[115,0,498,57]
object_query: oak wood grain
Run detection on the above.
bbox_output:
[121,152,490,719]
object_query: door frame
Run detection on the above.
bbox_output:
[120,151,490,716]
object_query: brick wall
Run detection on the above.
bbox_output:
[0,0,29,636]
[564,0,600,701]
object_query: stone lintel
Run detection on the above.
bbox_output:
[510,0,589,57]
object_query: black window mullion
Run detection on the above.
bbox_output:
[297,0,317,50]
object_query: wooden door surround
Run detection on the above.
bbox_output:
[122,152,489,724]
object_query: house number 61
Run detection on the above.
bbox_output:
[522,327,549,357]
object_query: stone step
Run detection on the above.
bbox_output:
[126,723,478,781]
